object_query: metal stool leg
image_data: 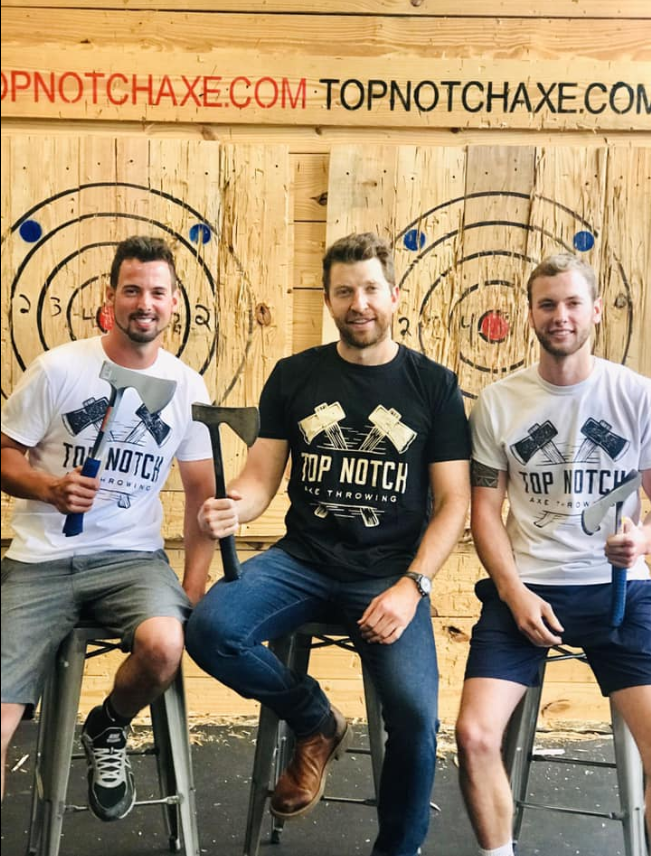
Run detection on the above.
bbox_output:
[504,663,546,844]
[266,631,313,844]
[361,663,384,801]
[242,634,294,856]
[26,668,58,856]
[611,701,648,856]
[150,692,182,853]
[37,629,88,856]
[153,668,200,856]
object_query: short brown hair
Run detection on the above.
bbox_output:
[110,236,177,291]
[527,253,597,304]
[322,232,395,292]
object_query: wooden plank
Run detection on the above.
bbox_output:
[2,1,649,19]
[293,219,325,353]
[2,11,649,130]
[393,145,468,382]
[3,120,651,153]
[598,147,651,376]
[526,145,650,378]
[323,144,398,342]
[453,145,537,402]
[4,10,649,61]
[294,289,324,354]
[292,153,329,222]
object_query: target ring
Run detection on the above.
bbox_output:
[395,192,633,399]
[2,182,256,403]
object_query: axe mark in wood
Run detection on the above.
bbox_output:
[511,421,564,465]
[359,406,417,454]
[574,418,629,463]
[299,402,348,449]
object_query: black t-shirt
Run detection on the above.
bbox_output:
[260,343,470,580]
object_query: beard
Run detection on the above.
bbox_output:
[334,316,391,350]
[534,325,591,358]
[114,313,164,344]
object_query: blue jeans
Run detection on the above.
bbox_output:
[186,548,439,856]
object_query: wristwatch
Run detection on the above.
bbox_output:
[403,572,431,597]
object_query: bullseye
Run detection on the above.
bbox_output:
[478,310,510,343]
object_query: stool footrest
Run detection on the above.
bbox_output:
[530,752,616,771]
[516,800,623,822]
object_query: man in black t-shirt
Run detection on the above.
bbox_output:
[186,233,471,856]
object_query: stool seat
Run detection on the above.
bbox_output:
[27,623,200,856]
[242,621,386,856]
[503,647,648,856]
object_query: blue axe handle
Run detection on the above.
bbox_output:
[62,457,102,537]
[610,502,626,627]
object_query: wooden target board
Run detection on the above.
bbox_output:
[1,136,291,406]
[1,136,291,539]
[325,144,650,402]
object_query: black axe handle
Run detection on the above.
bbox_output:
[207,425,242,581]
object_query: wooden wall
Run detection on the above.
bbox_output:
[2,0,650,728]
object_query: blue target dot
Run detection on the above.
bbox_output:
[573,230,595,252]
[189,223,212,245]
[19,220,43,243]
[403,229,426,252]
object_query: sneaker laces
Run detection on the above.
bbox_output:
[84,729,130,789]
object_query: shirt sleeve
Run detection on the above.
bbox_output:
[425,371,471,463]
[1,357,55,448]
[469,389,508,471]
[173,370,214,462]
[258,361,288,440]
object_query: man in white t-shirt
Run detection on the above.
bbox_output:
[455,253,651,856]
[1,236,215,822]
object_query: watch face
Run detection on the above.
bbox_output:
[407,572,431,596]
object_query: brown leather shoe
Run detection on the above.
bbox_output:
[270,706,351,820]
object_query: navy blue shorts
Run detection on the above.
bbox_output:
[464,578,651,696]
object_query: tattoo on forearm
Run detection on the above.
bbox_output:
[471,460,500,488]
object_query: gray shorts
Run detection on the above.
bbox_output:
[1,550,191,706]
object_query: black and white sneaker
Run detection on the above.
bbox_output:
[81,706,136,822]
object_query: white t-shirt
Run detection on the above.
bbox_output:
[2,337,213,561]
[470,358,651,585]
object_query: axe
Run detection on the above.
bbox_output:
[581,469,642,627]
[511,421,564,465]
[360,405,417,454]
[575,418,629,463]
[192,404,260,581]
[63,362,177,537]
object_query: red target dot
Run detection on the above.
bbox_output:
[97,305,114,333]
[478,310,509,343]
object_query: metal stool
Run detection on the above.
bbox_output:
[243,621,386,856]
[27,623,200,856]
[503,646,647,856]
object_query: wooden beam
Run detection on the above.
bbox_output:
[2,1,649,19]
[2,11,649,130]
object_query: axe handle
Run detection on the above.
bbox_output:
[610,502,626,627]
[208,426,242,582]
[61,387,126,538]
[63,457,101,537]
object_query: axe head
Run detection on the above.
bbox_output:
[581,469,641,535]
[192,403,260,447]
[100,361,177,414]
